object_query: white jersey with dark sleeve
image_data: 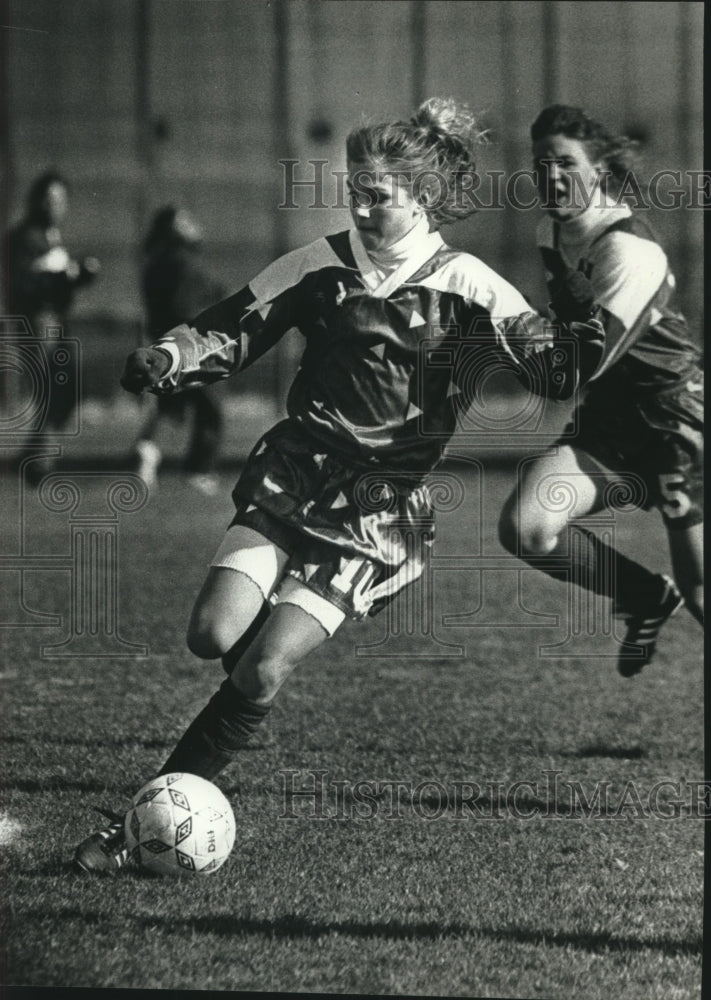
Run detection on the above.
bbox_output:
[537,205,700,388]
[151,228,604,470]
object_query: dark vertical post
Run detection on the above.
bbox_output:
[272,0,293,405]
[498,1,520,279]
[410,0,427,108]
[542,1,559,106]
[134,0,151,345]
[1,0,12,304]
[1,1,13,457]
[273,0,291,261]
[675,1,695,327]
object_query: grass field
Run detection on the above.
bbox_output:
[0,456,705,998]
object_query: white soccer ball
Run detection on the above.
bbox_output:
[124,772,235,875]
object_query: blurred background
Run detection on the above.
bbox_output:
[2,0,704,458]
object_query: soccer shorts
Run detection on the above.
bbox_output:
[562,371,703,529]
[227,419,435,620]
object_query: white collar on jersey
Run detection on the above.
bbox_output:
[557,191,631,245]
[349,214,444,298]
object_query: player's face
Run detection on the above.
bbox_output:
[347,164,424,252]
[532,134,602,220]
[43,182,69,226]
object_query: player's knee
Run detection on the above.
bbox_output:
[186,618,237,661]
[239,652,295,702]
[498,509,555,557]
[518,523,558,556]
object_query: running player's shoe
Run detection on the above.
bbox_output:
[74,807,130,873]
[616,575,684,677]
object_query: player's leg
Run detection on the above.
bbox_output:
[134,395,163,488]
[184,389,222,474]
[614,401,704,673]
[73,574,340,872]
[159,585,344,780]
[667,523,703,625]
[498,444,605,557]
[655,420,704,626]
[498,445,677,627]
[186,523,287,662]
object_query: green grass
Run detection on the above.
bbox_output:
[0,463,704,997]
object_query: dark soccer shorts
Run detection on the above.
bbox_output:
[561,372,704,529]
[227,420,435,620]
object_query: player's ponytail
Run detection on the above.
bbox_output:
[531,105,639,194]
[346,97,487,227]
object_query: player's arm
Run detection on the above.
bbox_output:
[121,266,299,395]
[483,274,605,401]
[575,231,669,378]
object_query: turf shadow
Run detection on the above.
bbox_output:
[13,906,703,957]
[0,735,170,750]
[3,778,140,794]
[572,743,647,759]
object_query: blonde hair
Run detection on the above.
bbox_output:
[346,97,487,227]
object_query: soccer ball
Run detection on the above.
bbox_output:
[124,772,235,875]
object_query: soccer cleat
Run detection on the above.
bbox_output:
[74,807,130,873]
[616,575,684,677]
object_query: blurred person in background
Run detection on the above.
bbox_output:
[133,205,226,495]
[499,105,704,676]
[5,170,100,483]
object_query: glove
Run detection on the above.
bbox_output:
[120,348,172,394]
[549,269,596,322]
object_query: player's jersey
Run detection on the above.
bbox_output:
[153,227,604,472]
[537,200,701,391]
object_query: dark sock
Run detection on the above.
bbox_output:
[159,679,272,781]
[527,524,663,615]
[221,601,271,676]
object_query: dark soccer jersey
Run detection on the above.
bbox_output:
[154,228,604,471]
[537,203,701,390]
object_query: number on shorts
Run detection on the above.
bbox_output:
[658,473,691,519]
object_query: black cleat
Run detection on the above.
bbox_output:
[74,807,130,873]
[616,575,684,677]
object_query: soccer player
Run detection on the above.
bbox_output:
[498,105,703,675]
[74,97,604,871]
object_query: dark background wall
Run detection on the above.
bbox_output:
[3,0,704,404]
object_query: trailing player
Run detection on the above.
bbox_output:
[73,97,605,871]
[498,104,703,676]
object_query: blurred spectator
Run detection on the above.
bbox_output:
[5,170,100,483]
[134,206,225,494]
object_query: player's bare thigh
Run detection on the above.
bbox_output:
[230,600,333,704]
[499,445,608,555]
[187,524,289,659]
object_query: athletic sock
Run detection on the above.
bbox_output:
[528,524,664,615]
[158,679,272,781]
[221,601,271,676]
